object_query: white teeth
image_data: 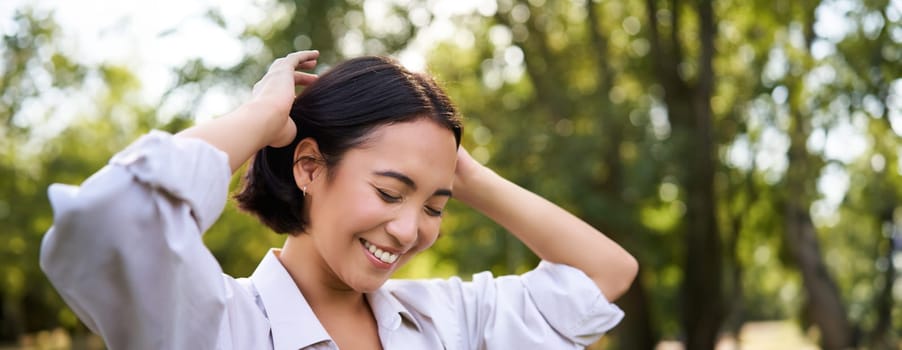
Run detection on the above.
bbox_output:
[362,239,399,264]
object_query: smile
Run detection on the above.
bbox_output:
[361,239,399,264]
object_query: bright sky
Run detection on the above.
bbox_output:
[0,0,495,120]
[0,0,254,131]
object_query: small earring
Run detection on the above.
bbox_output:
[302,186,307,197]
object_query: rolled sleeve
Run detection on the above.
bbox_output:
[387,261,624,349]
[109,130,231,232]
[40,130,233,349]
[520,261,625,345]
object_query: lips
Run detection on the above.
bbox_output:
[360,238,399,264]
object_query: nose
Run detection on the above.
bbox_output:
[385,207,419,249]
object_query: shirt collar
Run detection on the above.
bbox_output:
[366,285,422,332]
[250,249,331,350]
[249,249,422,350]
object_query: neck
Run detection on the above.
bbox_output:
[278,235,369,316]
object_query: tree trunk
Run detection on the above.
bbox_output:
[585,1,657,347]
[683,2,724,348]
[644,0,724,347]
[870,210,896,349]
[784,92,854,350]
[721,176,752,336]
[783,113,855,350]
[781,2,855,346]
[784,204,854,349]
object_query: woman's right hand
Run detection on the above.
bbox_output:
[251,50,320,147]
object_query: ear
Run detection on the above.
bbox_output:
[292,138,325,191]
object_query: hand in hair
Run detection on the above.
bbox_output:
[176,50,320,172]
[252,50,320,147]
[451,147,638,301]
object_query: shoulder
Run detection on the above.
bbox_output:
[380,277,463,308]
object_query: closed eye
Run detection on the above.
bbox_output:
[376,188,402,203]
[424,206,443,217]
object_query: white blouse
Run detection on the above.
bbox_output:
[40,131,624,349]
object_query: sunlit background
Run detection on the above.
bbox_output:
[1,0,901,349]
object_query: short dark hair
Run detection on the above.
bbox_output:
[234,56,463,234]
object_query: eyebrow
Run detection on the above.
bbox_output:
[373,170,453,197]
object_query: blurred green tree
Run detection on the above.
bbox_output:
[0,8,90,341]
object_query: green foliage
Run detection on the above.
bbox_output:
[2,0,901,348]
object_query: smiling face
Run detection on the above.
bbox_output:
[296,118,458,292]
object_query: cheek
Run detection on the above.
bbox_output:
[313,183,382,230]
[342,188,389,228]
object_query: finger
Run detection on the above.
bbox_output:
[286,50,320,67]
[297,59,317,70]
[294,72,318,85]
[267,50,318,74]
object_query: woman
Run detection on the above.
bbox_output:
[40,50,638,349]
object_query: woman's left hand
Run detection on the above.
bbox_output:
[450,145,637,300]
